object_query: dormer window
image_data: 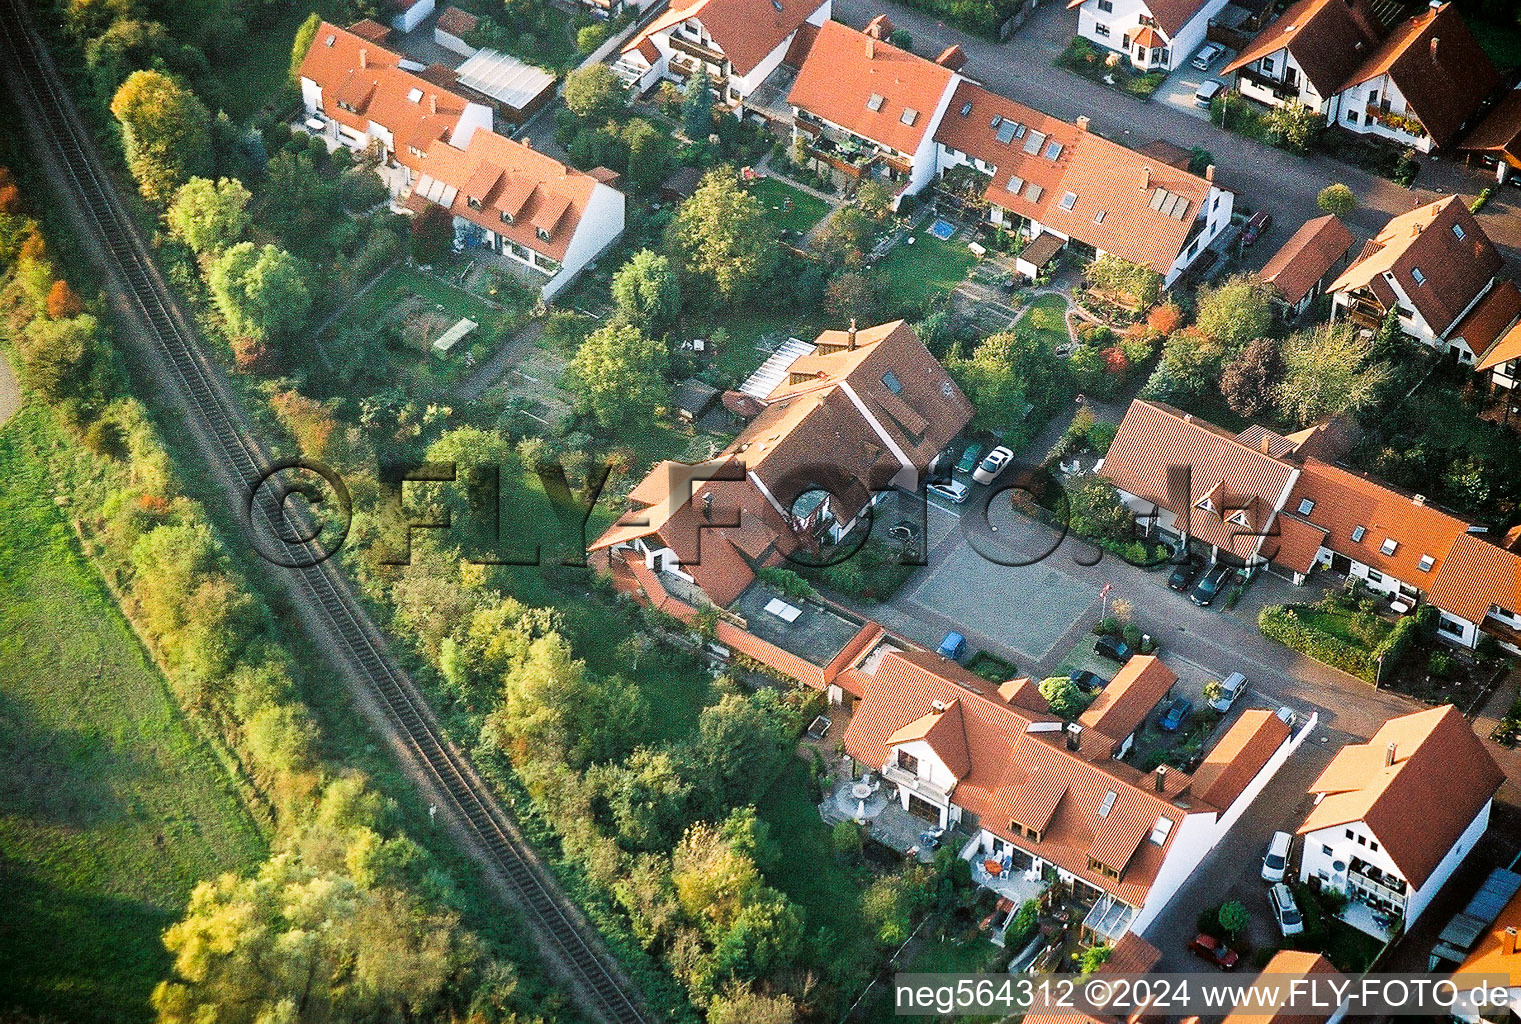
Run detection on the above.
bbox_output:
[1087,855,1122,880]
[468,196,482,210]
[500,210,514,224]
[1418,554,1435,572]
[536,226,552,242]
[407,144,423,158]
[1380,538,1398,556]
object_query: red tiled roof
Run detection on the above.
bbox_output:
[348,18,393,42]
[933,82,1077,227]
[1078,655,1177,750]
[1286,458,1473,586]
[1189,709,1291,809]
[1427,532,1521,625]
[781,20,818,69]
[1269,511,1329,574]
[1221,0,1382,99]
[1101,401,1299,559]
[787,20,957,156]
[1259,214,1355,306]
[1460,87,1521,161]
[1476,317,1521,373]
[1223,951,1343,1024]
[1340,2,1500,149]
[1329,196,1504,338]
[435,6,478,36]
[622,0,824,76]
[1300,705,1502,888]
[1454,281,1521,361]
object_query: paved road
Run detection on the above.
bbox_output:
[0,350,17,427]
[832,0,1521,263]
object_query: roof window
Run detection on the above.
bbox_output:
[1298,498,1315,515]
[1007,174,1025,194]
[882,370,904,394]
[900,107,919,126]
[1149,816,1173,845]
[1380,538,1398,556]
[960,100,972,116]
[996,119,1019,144]
[407,87,423,103]
[1452,223,1466,241]
[1418,554,1435,572]
[1022,129,1046,155]
[1097,790,1117,818]
[866,93,885,112]
[1044,139,1064,160]
[324,33,335,46]
[1351,525,1366,542]
[1058,191,1078,211]
[1024,182,1044,202]
[1411,267,1426,286]
[1093,210,1106,224]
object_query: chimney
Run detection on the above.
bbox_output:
[1504,927,1519,956]
[1067,723,1083,751]
[1076,115,1090,132]
[430,93,438,114]
[1413,493,1427,505]
[1155,765,1168,792]
[359,47,367,68]
[848,317,858,350]
[1141,166,1151,190]
[702,491,714,520]
[1206,164,1216,182]
[522,136,532,150]
[866,37,875,59]
[1385,741,1398,766]
[1430,36,1440,61]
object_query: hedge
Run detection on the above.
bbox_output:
[1258,605,1374,681]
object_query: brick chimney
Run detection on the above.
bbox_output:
[1155,765,1168,791]
[359,47,367,68]
[848,317,858,350]
[430,93,438,114]
[1385,741,1398,766]
[866,37,875,59]
[1206,164,1215,182]
[1076,115,1090,132]
[1141,166,1151,190]
[1504,927,1519,956]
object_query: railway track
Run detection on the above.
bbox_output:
[0,7,650,1023]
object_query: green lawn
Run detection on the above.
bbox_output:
[877,230,977,308]
[747,176,831,238]
[1295,606,1393,649]
[0,408,266,1023]
[1023,293,1070,348]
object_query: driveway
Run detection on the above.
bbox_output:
[1153,51,1233,123]
[830,0,1521,261]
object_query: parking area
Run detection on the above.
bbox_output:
[1153,48,1235,122]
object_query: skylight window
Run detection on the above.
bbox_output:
[1452,223,1466,241]
[1351,525,1366,542]
[1419,554,1435,572]
[866,93,885,112]
[882,370,904,394]
[900,107,919,126]
[324,33,336,46]
[1149,816,1173,845]
[1058,191,1078,211]
[1093,210,1106,224]
[990,114,1002,128]
[1411,267,1426,285]
[1380,538,1399,556]
[1007,174,1025,194]
[1024,183,1044,202]
[960,101,972,116]
[1298,498,1315,515]
[1022,129,1046,156]
[1044,139,1064,161]
[1097,790,1118,818]
[407,87,424,103]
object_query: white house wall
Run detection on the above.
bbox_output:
[1336,75,1433,153]
[545,179,625,299]
[1132,811,1217,933]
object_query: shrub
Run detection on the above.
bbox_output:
[1122,624,1142,648]
[1427,649,1455,678]
[1259,605,1374,680]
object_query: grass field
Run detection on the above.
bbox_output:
[0,407,266,1022]
[877,230,977,308]
[747,176,831,238]
[1023,293,1070,348]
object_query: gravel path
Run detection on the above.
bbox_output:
[0,350,19,427]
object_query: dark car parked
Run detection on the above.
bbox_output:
[1159,697,1194,732]
[1069,669,1108,693]
[1190,563,1233,606]
[1167,556,1202,592]
[1094,635,1133,663]
[1189,934,1239,970]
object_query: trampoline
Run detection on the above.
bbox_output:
[928,218,957,240]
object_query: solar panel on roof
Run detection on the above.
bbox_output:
[1025,182,1043,202]
[996,119,1019,144]
[1022,130,1046,155]
[1148,188,1168,211]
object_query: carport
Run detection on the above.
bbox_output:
[1016,231,1065,279]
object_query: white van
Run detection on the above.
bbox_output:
[1262,830,1292,883]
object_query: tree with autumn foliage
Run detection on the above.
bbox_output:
[46,279,85,319]
[110,70,212,203]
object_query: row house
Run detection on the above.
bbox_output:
[299,22,625,298]
[1298,706,1503,936]
[1066,0,1231,74]
[1100,399,1521,653]
[932,83,1233,285]
[615,0,830,107]
[1328,196,1509,363]
[1257,213,1355,320]
[841,647,1308,939]
[1459,86,1521,184]
[1223,0,1500,153]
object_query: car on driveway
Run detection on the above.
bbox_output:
[1191,42,1224,70]
[1167,556,1202,591]
[1269,883,1304,937]
[1189,933,1239,970]
[1159,696,1193,732]
[1191,563,1232,606]
[1194,79,1223,107]
[1069,669,1108,693]
[955,443,985,475]
[1094,635,1134,663]
[1242,210,1273,247]
[1209,671,1247,712]
[1262,830,1292,883]
[927,479,970,504]
[972,445,1014,484]
[937,632,967,661]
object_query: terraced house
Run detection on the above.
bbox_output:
[298,21,625,297]
[1100,399,1521,653]
[841,648,1309,939]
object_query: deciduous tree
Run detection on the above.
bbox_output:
[1195,275,1275,349]
[566,320,670,429]
[611,249,681,334]
[167,176,251,257]
[1317,183,1356,217]
[207,242,311,344]
[668,168,779,305]
[563,63,626,121]
[1274,322,1392,426]
[1220,336,1283,416]
[110,70,212,203]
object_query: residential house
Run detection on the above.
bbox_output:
[787,20,964,201]
[1459,86,1521,183]
[1328,196,1506,361]
[593,320,973,694]
[389,0,435,34]
[1100,398,1521,654]
[1331,2,1499,153]
[1473,297,1521,397]
[1076,654,1177,759]
[1257,213,1355,319]
[615,0,831,106]
[1223,951,1347,1024]
[1297,705,1503,935]
[1066,0,1232,73]
[1450,884,1521,1021]
[1224,0,1500,153]
[933,83,1234,284]
[299,23,625,298]
[842,647,1307,939]
[1021,933,1161,1024]
[1222,0,1382,118]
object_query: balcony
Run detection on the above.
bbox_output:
[1364,104,1426,139]
[668,33,728,71]
[1341,296,1389,331]
[1235,65,1299,103]
[881,762,952,804]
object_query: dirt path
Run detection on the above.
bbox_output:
[0,350,19,427]
[454,316,546,403]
